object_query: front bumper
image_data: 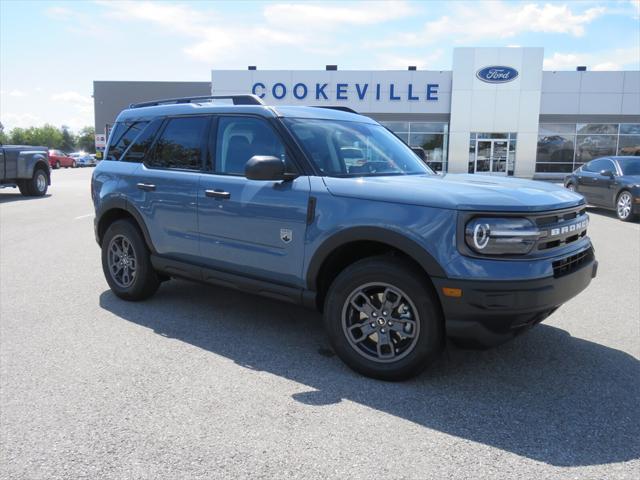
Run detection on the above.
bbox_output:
[432,253,598,347]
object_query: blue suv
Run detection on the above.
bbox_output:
[92,95,597,380]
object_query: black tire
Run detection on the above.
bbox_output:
[101,219,160,301]
[565,182,576,192]
[55,161,60,169]
[616,190,636,222]
[18,168,48,196]
[324,256,444,381]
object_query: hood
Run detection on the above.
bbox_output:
[322,174,585,212]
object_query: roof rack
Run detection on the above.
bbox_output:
[313,106,360,114]
[129,94,265,109]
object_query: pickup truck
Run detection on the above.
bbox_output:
[0,145,50,196]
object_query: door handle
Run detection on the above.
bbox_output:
[136,183,156,191]
[205,189,231,200]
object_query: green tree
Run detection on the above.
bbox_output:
[10,124,63,148]
[0,122,8,144]
[60,125,76,152]
[76,126,96,153]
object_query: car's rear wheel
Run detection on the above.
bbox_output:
[101,219,160,301]
[55,161,61,169]
[18,168,48,197]
[616,191,636,222]
[71,160,77,168]
[324,256,443,381]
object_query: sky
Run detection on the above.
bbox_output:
[1,0,639,132]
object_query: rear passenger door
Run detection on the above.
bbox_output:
[197,115,310,286]
[129,115,210,263]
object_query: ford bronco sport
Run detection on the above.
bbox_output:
[92,95,597,380]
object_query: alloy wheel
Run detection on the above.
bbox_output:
[617,192,632,220]
[341,282,420,363]
[107,234,137,288]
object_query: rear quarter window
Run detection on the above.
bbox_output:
[105,121,149,161]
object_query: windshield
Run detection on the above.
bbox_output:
[283,118,433,177]
[618,158,640,175]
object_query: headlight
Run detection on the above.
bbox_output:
[465,217,540,255]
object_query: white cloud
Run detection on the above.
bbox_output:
[263,2,413,27]
[374,1,605,47]
[375,49,445,70]
[94,1,414,64]
[51,91,92,105]
[544,46,640,70]
[0,113,42,129]
[9,90,27,97]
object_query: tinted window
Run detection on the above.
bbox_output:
[121,119,162,163]
[105,122,148,161]
[148,116,207,170]
[575,135,617,163]
[618,158,640,175]
[618,135,640,156]
[215,117,286,175]
[584,158,615,173]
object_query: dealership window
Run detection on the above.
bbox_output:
[618,124,640,156]
[380,122,448,172]
[536,123,640,174]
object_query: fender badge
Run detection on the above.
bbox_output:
[280,228,293,244]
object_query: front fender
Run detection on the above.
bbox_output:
[305,225,448,291]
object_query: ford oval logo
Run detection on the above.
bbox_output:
[476,66,519,83]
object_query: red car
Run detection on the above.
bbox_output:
[48,149,76,169]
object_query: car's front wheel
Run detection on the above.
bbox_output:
[101,219,160,301]
[324,256,444,381]
[566,182,576,192]
[616,191,636,222]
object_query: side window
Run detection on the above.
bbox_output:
[585,158,613,173]
[147,116,208,170]
[121,119,162,163]
[105,121,148,161]
[215,117,287,175]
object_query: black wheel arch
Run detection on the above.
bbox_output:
[96,199,156,253]
[306,227,446,310]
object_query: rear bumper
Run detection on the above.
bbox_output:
[432,255,598,347]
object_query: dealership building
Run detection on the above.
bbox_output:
[93,47,640,178]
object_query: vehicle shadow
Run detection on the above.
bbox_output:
[99,280,639,467]
[0,192,51,203]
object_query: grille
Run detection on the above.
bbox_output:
[535,207,588,251]
[552,248,594,278]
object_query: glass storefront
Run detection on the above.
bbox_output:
[380,122,448,172]
[536,123,640,174]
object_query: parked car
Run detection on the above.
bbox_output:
[92,95,597,380]
[69,152,96,167]
[0,144,50,196]
[49,149,76,169]
[564,156,640,221]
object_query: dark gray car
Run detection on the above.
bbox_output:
[565,156,640,221]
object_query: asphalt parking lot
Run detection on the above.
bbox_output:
[1,167,639,479]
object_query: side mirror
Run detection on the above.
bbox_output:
[245,155,295,181]
[411,147,426,160]
[600,169,615,178]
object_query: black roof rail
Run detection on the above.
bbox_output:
[129,94,265,109]
[312,106,360,115]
